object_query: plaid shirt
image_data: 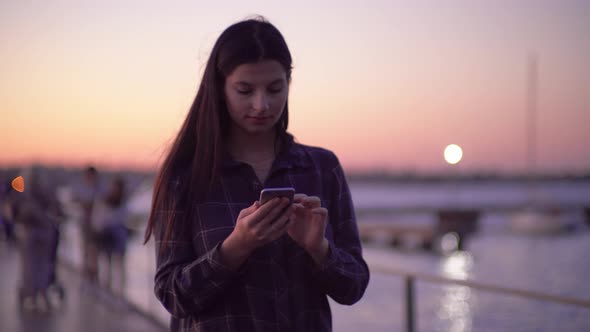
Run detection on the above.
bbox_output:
[153,134,370,331]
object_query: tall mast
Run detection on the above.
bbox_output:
[526,52,538,178]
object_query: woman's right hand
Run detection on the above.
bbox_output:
[234,197,294,251]
[219,197,294,270]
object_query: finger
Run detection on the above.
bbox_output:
[269,221,290,242]
[311,207,328,220]
[265,205,295,239]
[293,193,308,203]
[257,198,291,228]
[292,203,308,218]
[239,201,260,218]
[292,203,305,212]
[250,197,283,223]
[302,196,321,209]
[242,199,279,227]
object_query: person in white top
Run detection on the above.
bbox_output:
[91,176,129,296]
[71,166,103,283]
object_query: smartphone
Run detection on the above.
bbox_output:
[259,187,295,205]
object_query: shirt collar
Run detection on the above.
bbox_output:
[220,132,311,171]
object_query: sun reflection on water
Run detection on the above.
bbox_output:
[443,251,473,280]
[437,251,475,332]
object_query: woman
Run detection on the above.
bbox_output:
[11,165,64,311]
[72,166,103,283]
[144,17,369,331]
[91,176,128,295]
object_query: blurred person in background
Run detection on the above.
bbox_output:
[71,166,103,284]
[1,179,16,242]
[91,176,129,297]
[9,165,65,311]
[143,17,369,331]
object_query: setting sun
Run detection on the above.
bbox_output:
[444,144,463,165]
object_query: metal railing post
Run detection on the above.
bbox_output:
[405,276,416,332]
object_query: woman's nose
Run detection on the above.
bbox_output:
[253,92,270,112]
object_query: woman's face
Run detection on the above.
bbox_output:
[223,60,289,136]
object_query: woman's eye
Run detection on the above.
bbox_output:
[237,89,252,95]
[268,86,283,94]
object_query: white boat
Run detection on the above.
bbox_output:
[509,206,569,235]
[508,54,572,235]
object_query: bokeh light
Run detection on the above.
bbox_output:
[11,176,24,192]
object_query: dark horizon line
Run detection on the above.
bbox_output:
[1,164,589,182]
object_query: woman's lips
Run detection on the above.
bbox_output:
[246,116,271,124]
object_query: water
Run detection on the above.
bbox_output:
[58,180,590,331]
[330,180,590,332]
[333,232,590,332]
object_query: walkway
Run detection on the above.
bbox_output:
[0,241,165,332]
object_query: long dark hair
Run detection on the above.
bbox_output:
[144,17,293,245]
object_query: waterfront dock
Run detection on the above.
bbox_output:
[0,241,164,332]
[2,203,589,332]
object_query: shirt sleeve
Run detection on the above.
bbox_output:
[311,156,370,305]
[152,186,241,318]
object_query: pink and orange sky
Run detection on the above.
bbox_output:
[1,1,589,173]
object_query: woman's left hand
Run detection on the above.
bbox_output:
[288,194,330,264]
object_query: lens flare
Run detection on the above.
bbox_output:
[11,176,25,192]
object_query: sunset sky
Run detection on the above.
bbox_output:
[1,0,589,174]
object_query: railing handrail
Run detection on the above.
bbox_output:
[370,264,590,309]
[356,202,590,215]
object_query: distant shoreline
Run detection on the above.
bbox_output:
[2,165,590,183]
[346,172,590,183]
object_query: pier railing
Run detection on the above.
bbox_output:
[370,265,590,332]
